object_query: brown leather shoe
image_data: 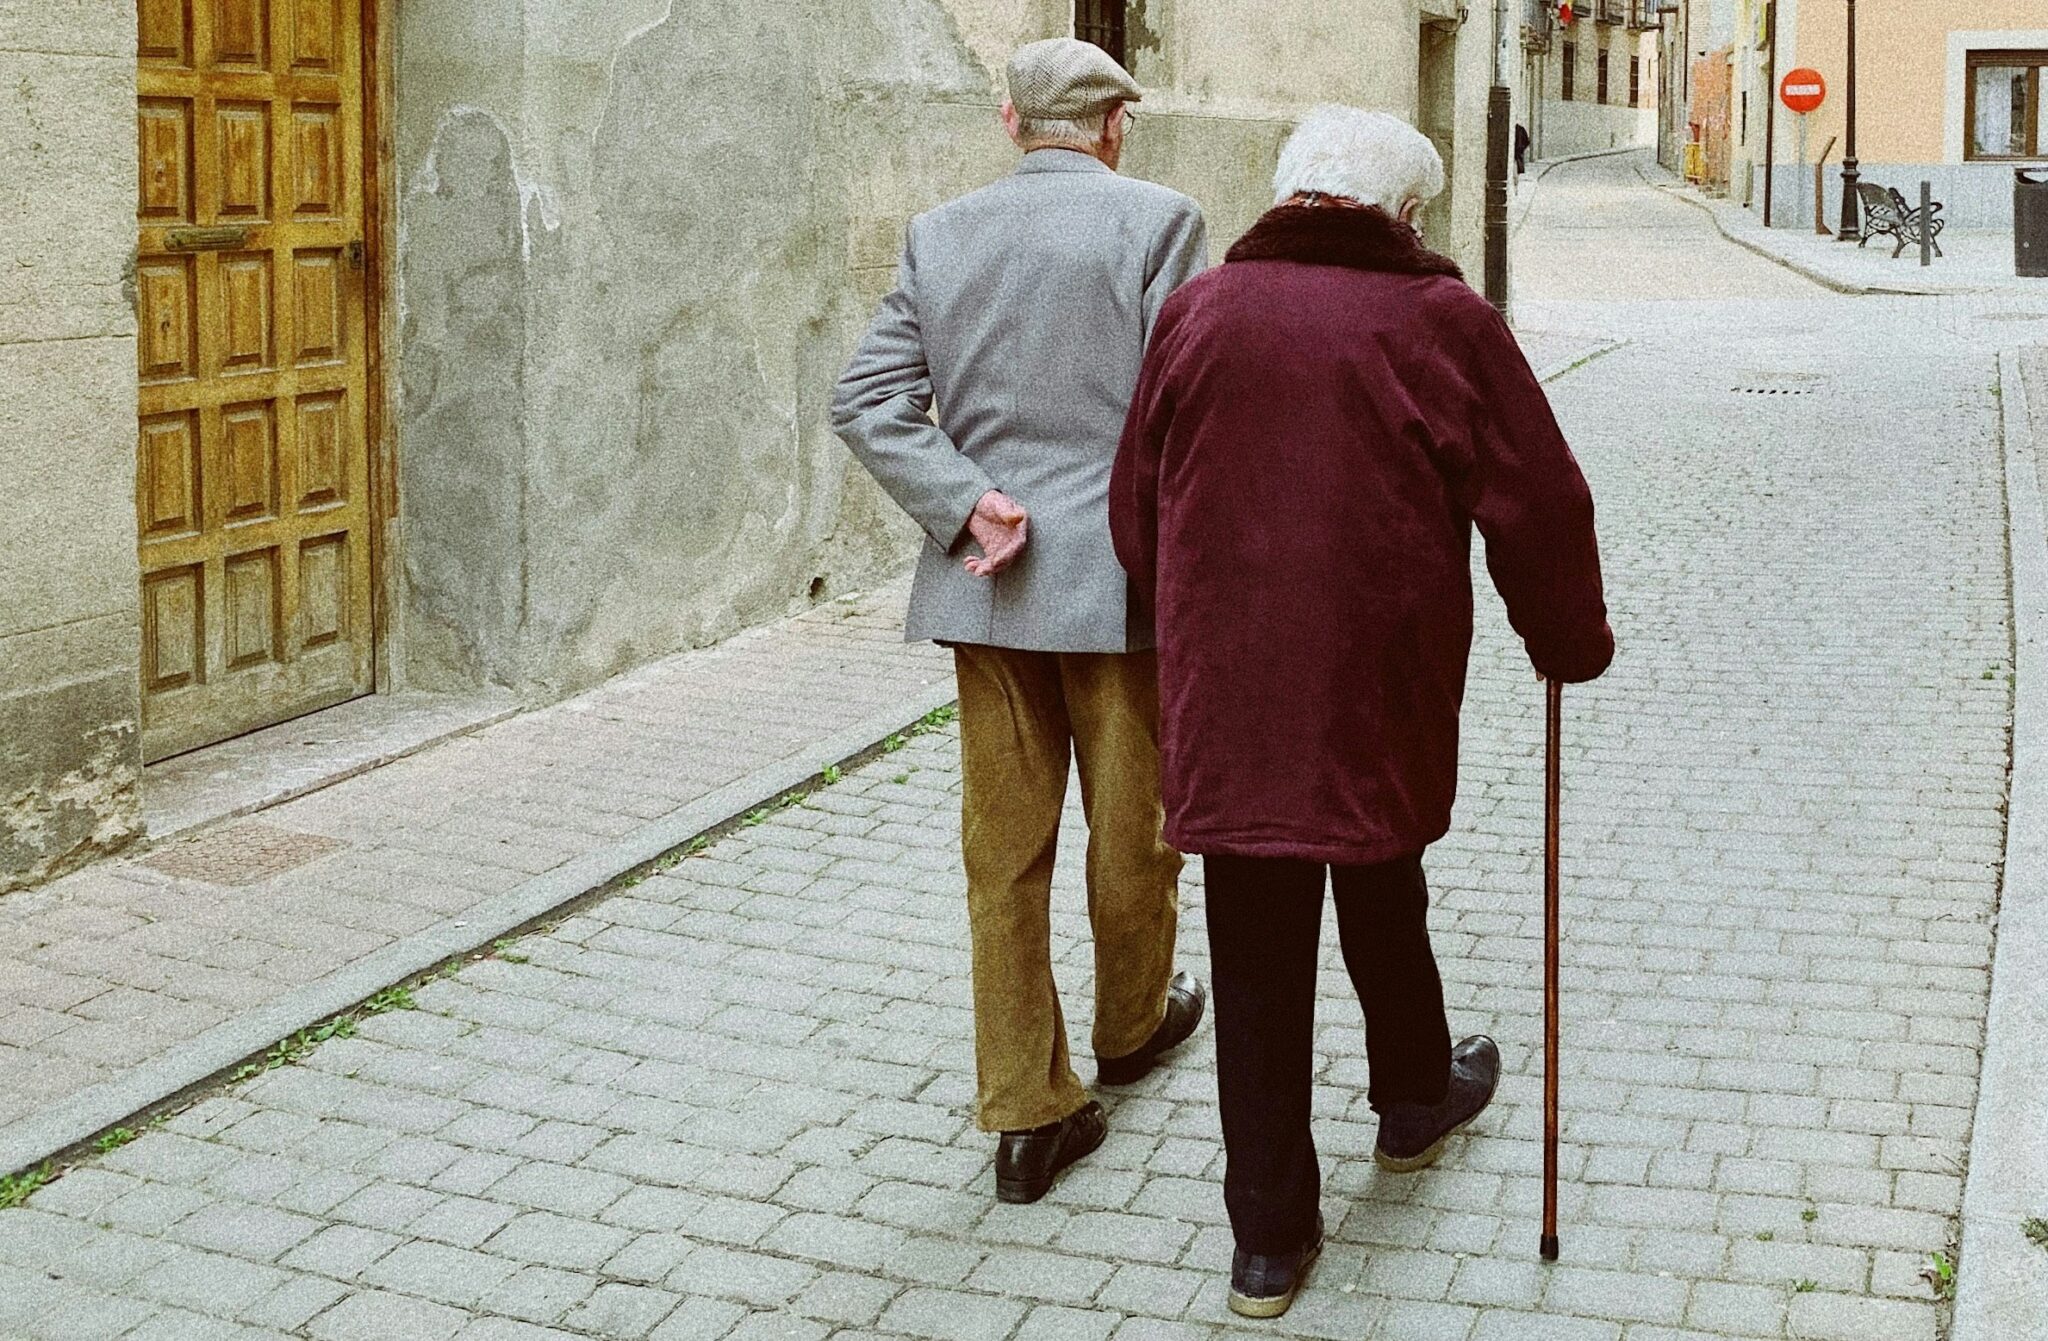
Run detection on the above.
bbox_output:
[995,1101,1108,1204]
[1096,972,1207,1086]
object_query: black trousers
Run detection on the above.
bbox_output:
[1204,852,1453,1254]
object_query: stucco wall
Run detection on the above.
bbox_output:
[0,0,143,892]
[1783,2,2048,168]
[393,0,1499,697]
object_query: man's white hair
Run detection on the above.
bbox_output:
[1017,106,1111,150]
[1273,105,1446,212]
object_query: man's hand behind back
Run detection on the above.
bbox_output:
[964,490,1030,577]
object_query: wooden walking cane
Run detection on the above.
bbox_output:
[1541,678,1563,1262]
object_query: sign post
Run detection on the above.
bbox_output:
[1779,68,1826,232]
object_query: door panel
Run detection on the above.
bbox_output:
[136,0,373,762]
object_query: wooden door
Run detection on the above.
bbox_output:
[136,0,374,762]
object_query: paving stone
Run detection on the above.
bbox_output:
[278,1224,402,1280]
[646,1296,748,1341]
[722,1312,833,1341]
[452,1320,584,1341]
[558,1282,684,1337]
[1018,1303,1122,1341]
[479,1265,600,1323]
[1783,1290,1939,1341]
[129,1247,291,1316]
[790,1269,901,1325]
[878,1286,1027,1341]
[360,1240,522,1307]
[760,1211,907,1271]
[483,1211,634,1270]
[666,1244,819,1307]
[119,1310,290,1340]
[242,1275,352,1331]
[165,1202,324,1261]
[485,1162,632,1218]
[1097,1261,1206,1316]
[303,1288,471,1340]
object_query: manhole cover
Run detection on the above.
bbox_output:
[144,822,348,887]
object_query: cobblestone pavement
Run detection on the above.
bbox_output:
[0,153,2029,1339]
[0,586,949,1137]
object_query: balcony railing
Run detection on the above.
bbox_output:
[1595,0,1626,26]
[1629,0,1662,30]
[1522,0,1554,51]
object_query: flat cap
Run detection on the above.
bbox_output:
[1007,37,1142,121]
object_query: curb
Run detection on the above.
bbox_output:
[1533,338,1627,385]
[1647,177,1871,295]
[1643,168,1947,297]
[0,677,959,1181]
[1952,348,2048,1340]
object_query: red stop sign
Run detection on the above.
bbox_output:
[1780,68,1826,114]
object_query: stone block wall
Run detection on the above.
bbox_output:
[0,1,144,891]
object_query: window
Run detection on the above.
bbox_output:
[1967,51,2047,160]
[1076,0,1127,67]
[1597,49,1610,104]
[1629,56,1640,107]
[1562,41,1577,101]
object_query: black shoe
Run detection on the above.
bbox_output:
[996,1101,1108,1204]
[1374,1035,1502,1172]
[1229,1213,1325,1319]
[1096,972,1207,1086]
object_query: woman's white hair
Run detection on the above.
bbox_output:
[1273,105,1446,212]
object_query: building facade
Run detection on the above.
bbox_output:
[2,0,1514,892]
[1521,0,1660,162]
[1666,0,2048,229]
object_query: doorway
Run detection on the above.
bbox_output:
[134,0,380,762]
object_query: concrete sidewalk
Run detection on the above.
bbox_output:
[0,584,953,1177]
[1648,163,2047,297]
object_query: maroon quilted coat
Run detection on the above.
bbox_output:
[1110,204,1614,865]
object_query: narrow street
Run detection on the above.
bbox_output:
[0,153,2023,1341]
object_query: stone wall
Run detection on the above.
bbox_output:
[0,1,143,892]
[391,0,1497,697]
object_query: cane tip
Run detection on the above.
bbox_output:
[1540,1234,1560,1262]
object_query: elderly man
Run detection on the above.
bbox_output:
[831,38,1209,1205]
[1112,106,1614,1316]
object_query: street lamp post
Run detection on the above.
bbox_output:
[1835,0,1859,240]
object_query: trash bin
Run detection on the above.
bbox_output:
[2020,169,2048,277]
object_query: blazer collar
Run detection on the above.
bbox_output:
[1015,148,1115,176]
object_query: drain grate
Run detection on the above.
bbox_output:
[1731,371,1829,397]
[144,822,348,887]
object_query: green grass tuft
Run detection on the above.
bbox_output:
[0,1165,51,1211]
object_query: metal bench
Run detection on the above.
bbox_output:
[1855,181,1944,259]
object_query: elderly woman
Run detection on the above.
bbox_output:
[1110,107,1613,1317]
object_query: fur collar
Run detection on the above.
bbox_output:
[1225,203,1464,280]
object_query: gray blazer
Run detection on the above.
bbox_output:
[832,150,1208,653]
